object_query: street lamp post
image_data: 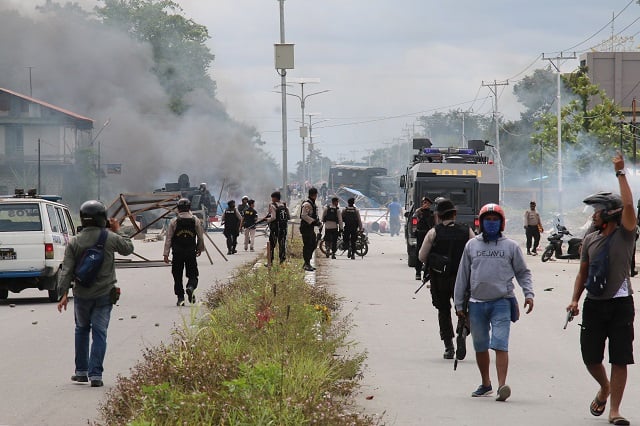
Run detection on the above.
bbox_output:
[306,114,328,183]
[280,79,329,183]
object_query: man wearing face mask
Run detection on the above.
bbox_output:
[453,203,534,402]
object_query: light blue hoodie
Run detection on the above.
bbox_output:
[454,234,534,311]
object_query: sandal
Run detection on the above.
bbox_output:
[609,417,630,425]
[590,395,607,417]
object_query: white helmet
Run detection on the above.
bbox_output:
[242,195,249,201]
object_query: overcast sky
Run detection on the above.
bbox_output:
[7,0,640,169]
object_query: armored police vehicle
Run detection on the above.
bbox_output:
[400,138,499,267]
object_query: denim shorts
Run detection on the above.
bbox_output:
[469,298,511,352]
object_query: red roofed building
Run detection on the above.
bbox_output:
[0,88,94,198]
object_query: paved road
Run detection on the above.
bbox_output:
[326,232,640,426]
[0,231,265,426]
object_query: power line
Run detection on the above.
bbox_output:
[562,0,635,52]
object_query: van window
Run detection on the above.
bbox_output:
[55,207,68,233]
[47,205,62,233]
[0,203,42,231]
[63,209,76,236]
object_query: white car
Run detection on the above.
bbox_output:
[0,192,77,302]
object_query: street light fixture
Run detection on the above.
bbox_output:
[275,80,329,183]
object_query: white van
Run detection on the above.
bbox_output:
[0,193,76,302]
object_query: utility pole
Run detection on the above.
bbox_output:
[481,79,509,204]
[542,52,576,219]
[633,98,637,174]
[274,1,294,201]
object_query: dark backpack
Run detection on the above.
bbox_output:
[74,229,108,288]
[342,206,358,228]
[271,203,290,234]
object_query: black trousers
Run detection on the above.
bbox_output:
[171,249,198,297]
[429,272,455,341]
[269,231,287,263]
[324,228,339,254]
[224,229,238,252]
[343,227,358,255]
[525,225,540,251]
[415,231,427,275]
[300,228,317,264]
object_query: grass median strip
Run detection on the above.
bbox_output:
[99,240,375,425]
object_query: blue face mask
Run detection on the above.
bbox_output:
[482,219,501,239]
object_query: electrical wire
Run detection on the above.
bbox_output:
[582,15,640,52]
[562,0,635,52]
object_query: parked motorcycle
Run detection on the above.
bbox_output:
[318,230,369,257]
[541,224,582,262]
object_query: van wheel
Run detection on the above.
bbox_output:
[0,289,8,300]
[47,270,63,302]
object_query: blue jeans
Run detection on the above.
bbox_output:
[468,298,511,352]
[74,294,113,381]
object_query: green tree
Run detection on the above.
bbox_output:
[96,0,218,114]
[530,66,630,175]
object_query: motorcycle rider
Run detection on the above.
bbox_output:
[418,199,475,359]
[524,201,542,255]
[342,197,364,260]
[321,196,343,259]
[413,196,435,280]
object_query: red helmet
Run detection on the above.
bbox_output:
[479,203,505,231]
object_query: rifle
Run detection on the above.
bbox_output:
[454,288,471,371]
[563,310,574,330]
[414,272,431,294]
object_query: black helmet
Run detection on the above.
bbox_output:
[436,199,456,216]
[177,197,191,212]
[79,200,108,228]
[583,191,623,222]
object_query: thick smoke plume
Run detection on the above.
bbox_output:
[0,2,280,208]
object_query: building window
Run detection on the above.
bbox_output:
[5,125,24,160]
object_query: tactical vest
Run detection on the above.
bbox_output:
[242,207,257,228]
[324,205,339,223]
[224,208,239,229]
[300,199,318,232]
[172,217,197,251]
[342,206,359,229]
[431,223,470,275]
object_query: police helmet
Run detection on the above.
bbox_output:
[228,199,236,207]
[242,195,249,201]
[177,197,191,212]
[199,183,207,190]
[583,191,623,222]
[79,200,108,228]
[435,199,456,216]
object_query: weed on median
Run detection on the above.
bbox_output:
[99,239,375,425]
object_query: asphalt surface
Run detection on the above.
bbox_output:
[1,228,639,426]
[327,232,640,426]
[0,230,263,426]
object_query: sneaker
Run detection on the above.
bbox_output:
[471,384,493,397]
[303,264,315,272]
[71,375,88,383]
[443,348,454,359]
[90,379,104,388]
[415,273,422,281]
[176,297,185,307]
[531,250,538,256]
[496,385,511,402]
[186,287,195,304]
[250,247,255,252]
[331,254,336,259]
[526,250,531,255]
